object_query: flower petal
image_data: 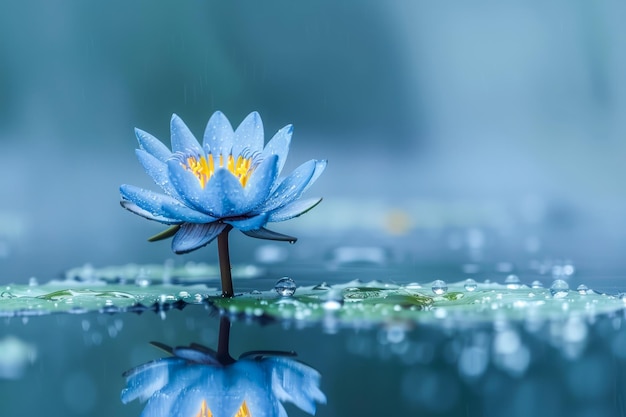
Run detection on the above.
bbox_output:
[171,222,227,254]
[120,184,216,223]
[245,154,279,210]
[242,227,297,242]
[203,111,234,156]
[135,128,172,162]
[170,114,202,154]
[135,149,179,197]
[120,200,179,225]
[121,358,185,403]
[258,160,317,213]
[234,111,264,156]
[301,159,327,194]
[226,213,268,231]
[260,124,292,176]
[201,169,247,217]
[166,159,207,212]
[267,197,322,222]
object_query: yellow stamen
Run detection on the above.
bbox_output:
[183,153,254,188]
[234,400,251,417]
[196,399,212,417]
[194,399,250,417]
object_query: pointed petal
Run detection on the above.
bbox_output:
[226,213,268,231]
[259,160,316,212]
[245,154,278,209]
[261,124,292,176]
[148,225,181,242]
[242,227,297,242]
[121,359,184,403]
[203,111,234,155]
[135,149,179,197]
[201,169,247,217]
[120,200,179,225]
[170,114,202,154]
[171,222,227,254]
[171,389,207,417]
[120,184,216,223]
[301,159,327,194]
[166,159,207,212]
[135,128,171,162]
[268,197,322,222]
[234,111,264,155]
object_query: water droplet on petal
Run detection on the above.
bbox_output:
[504,274,521,289]
[431,280,448,295]
[531,280,543,288]
[550,279,569,298]
[275,277,296,297]
[28,277,38,287]
[464,278,477,292]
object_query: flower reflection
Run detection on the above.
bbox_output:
[121,318,326,417]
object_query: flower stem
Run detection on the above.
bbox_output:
[217,225,235,298]
[217,315,235,365]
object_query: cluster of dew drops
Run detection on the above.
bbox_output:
[429,263,586,299]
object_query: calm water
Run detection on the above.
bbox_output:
[2,257,626,417]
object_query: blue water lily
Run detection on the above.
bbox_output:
[120,111,326,254]
[121,342,327,417]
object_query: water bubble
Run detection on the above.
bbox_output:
[275,277,296,297]
[464,279,477,292]
[28,277,38,287]
[431,280,448,295]
[576,284,590,295]
[321,289,343,311]
[313,282,331,290]
[550,280,569,298]
[504,275,521,289]
[531,280,543,288]
[321,299,341,311]
[135,277,151,287]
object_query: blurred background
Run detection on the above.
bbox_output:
[1,0,626,282]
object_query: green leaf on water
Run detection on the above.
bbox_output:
[0,264,624,325]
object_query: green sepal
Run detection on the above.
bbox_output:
[148,225,181,242]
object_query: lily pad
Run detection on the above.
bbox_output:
[209,280,626,326]
[0,279,212,317]
[0,264,624,325]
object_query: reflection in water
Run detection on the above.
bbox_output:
[121,316,326,417]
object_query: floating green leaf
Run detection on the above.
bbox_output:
[0,264,624,325]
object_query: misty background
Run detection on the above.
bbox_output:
[1,0,626,283]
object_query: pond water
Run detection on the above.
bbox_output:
[2,250,626,417]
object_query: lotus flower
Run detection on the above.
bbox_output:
[121,342,326,417]
[120,111,326,254]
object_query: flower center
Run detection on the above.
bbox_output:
[184,153,254,188]
[195,399,250,417]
